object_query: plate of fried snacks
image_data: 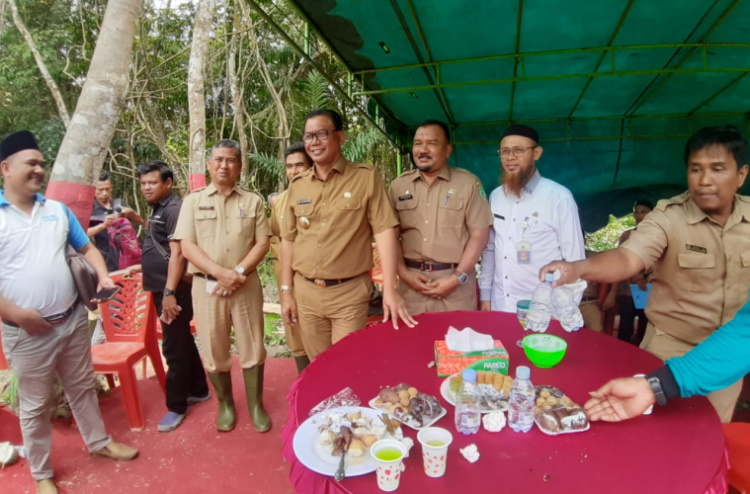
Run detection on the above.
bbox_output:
[440,370,513,413]
[369,383,446,430]
[293,406,403,477]
[533,385,590,435]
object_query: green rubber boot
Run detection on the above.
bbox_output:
[242,365,272,433]
[294,355,311,374]
[207,372,236,432]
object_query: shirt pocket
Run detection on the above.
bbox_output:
[395,199,419,229]
[677,253,716,292]
[238,209,257,238]
[334,198,362,223]
[438,198,464,228]
[195,210,217,238]
[293,204,314,229]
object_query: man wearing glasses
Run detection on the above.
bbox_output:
[280,109,416,360]
[478,124,585,312]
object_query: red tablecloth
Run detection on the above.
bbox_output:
[282,311,728,494]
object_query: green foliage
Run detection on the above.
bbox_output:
[585,213,636,252]
[263,313,286,346]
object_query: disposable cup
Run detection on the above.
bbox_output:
[416,427,453,478]
[370,439,407,491]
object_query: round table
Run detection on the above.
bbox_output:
[281,311,727,494]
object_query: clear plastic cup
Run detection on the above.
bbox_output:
[417,427,453,478]
[371,439,407,491]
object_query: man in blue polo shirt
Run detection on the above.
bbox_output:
[0,131,138,494]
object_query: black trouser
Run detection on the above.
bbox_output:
[616,295,648,346]
[152,287,209,414]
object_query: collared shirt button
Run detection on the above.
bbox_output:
[425,220,429,224]
[423,238,428,242]
[426,203,430,207]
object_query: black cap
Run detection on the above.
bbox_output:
[503,124,539,144]
[0,131,40,161]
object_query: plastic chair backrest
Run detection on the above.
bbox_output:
[98,272,155,344]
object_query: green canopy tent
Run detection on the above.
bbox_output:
[251,0,750,231]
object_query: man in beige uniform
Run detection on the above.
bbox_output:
[269,143,312,373]
[542,125,750,422]
[280,109,415,359]
[174,139,272,433]
[390,120,491,314]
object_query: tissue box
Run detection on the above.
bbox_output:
[434,340,510,377]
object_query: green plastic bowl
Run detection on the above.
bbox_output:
[522,334,568,368]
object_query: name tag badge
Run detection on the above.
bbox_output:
[494,213,505,220]
[297,199,312,205]
[398,194,413,201]
[685,244,707,254]
[198,206,215,211]
[205,280,218,294]
[516,240,531,264]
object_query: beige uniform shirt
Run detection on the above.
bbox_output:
[390,167,491,263]
[622,192,750,344]
[280,157,398,279]
[269,190,289,261]
[173,183,271,273]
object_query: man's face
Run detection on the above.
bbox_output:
[0,149,46,196]
[687,144,748,219]
[633,205,652,224]
[499,135,542,197]
[303,115,345,166]
[95,180,112,204]
[412,124,452,174]
[208,146,241,186]
[139,170,172,204]
[285,152,312,182]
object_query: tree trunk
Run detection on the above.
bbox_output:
[47,0,143,228]
[228,4,250,183]
[187,0,214,191]
[8,0,70,127]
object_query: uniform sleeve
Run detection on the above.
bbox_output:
[64,205,90,250]
[280,183,297,242]
[478,227,495,301]
[173,194,197,242]
[464,178,492,233]
[620,209,669,270]
[165,202,181,240]
[666,298,750,397]
[254,196,272,239]
[368,169,399,235]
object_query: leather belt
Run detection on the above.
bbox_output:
[193,272,217,281]
[404,259,458,272]
[581,296,598,302]
[3,299,79,328]
[303,276,358,288]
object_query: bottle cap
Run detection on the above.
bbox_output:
[544,272,555,284]
[516,366,530,379]
[462,368,477,383]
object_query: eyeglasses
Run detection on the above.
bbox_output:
[497,146,537,158]
[303,129,337,143]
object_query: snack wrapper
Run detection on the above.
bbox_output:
[308,387,362,417]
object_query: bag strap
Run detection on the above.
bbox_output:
[149,220,171,260]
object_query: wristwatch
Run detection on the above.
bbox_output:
[234,266,245,275]
[454,271,469,285]
[163,288,176,297]
[646,376,668,406]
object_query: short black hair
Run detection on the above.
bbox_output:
[633,199,654,211]
[417,119,451,142]
[136,160,174,182]
[284,142,313,165]
[684,125,748,168]
[305,109,344,131]
[98,171,110,182]
[211,139,242,162]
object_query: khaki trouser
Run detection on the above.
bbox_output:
[294,272,371,359]
[1,304,111,480]
[192,274,266,372]
[641,323,742,423]
[579,300,603,332]
[271,258,306,358]
[399,268,478,315]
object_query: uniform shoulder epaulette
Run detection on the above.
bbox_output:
[351,161,376,171]
[190,186,206,194]
[399,169,418,177]
[655,192,689,211]
[736,194,750,204]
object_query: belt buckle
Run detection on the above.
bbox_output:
[422,262,432,272]
[313,279,327,288]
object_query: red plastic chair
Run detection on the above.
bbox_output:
[91,273,166,430]
[724,422,750,493]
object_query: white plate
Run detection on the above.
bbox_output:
[439,375,509,413]
[293,406,403,477]
[368,396,447,430]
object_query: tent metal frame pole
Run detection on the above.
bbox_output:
[455,133,695,145]
[507,0,524,122]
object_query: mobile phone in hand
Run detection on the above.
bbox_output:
[91,286,121,302]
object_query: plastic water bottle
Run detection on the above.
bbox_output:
[454,369,481,435]
[553,285,584,332]
[526,273,554,332]
[508,366,535,433]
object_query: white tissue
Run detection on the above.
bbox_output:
[445,326,494,352]
[460,444,480,463]
[400,437,414,457]
[482,411,506,432]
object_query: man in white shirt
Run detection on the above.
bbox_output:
[479,125,585,313]
[0,131,138,494]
